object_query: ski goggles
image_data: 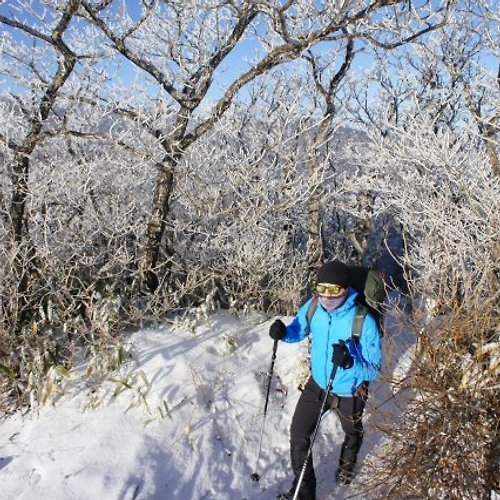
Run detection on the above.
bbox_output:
[314,283,345,296]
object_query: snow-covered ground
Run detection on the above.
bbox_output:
[0,307,414,500]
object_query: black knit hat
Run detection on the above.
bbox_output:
[316,260,349,288]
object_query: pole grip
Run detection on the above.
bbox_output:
[272,338,278,356]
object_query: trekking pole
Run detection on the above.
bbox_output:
[251,339,279,482]
[292,361,339,500]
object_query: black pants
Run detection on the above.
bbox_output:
[289,377,366,500]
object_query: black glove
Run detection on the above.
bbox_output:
[269,319,287,340]
[332,340,353,369]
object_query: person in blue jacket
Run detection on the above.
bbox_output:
[270,260,382,500]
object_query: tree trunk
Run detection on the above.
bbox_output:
[137,157,176,290]
[305,156,323,277]
[483,133,500,178]
[305,124,328,279]
[9,154,30,243]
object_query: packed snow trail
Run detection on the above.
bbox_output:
[0,306,414,499]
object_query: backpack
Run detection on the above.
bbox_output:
[305,266,386,342]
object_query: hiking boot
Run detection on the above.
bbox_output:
[277,478,316,500]
[277,477,297,500]
[335,464,355,485]
[276,483,296,500]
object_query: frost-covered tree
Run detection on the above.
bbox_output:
[73,0,453,290]
[167,73,329,312]
[0,0,98,335]
[343,0,499,300]
[347,1,499,174]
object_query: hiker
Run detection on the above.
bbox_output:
[269,260,382,500]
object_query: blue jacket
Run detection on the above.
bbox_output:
[283,289,382,397]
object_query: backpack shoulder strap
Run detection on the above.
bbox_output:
[305,297,318,335]
[352,304,368,343]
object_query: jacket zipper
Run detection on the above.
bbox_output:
[326,314,332,386]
